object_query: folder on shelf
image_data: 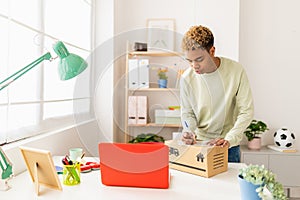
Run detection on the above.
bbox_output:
[128,96,137,124]
[137,96,147,124]
[128,96,147,125]
[138,59,149,88]
[128,59,149,89]
[128,59,139,89]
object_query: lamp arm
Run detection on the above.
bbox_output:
[0,52,52,91]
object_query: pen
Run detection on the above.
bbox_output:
[66,155,73,165]
[80,152,85,160]
[184,121,189,129]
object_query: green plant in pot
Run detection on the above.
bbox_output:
[128,133,165,143]
[244,119,268,150]
[238,164,287,200]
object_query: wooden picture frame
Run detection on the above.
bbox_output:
[147,18,175,51]
[19,146,62,195]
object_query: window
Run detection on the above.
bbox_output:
[0,0,93,144]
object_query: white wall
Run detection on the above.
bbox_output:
[93,0,114,142]
[239,0,300,150]
[195,0,240,60]
[114,0,239,60]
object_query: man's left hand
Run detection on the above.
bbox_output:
[208,138,230,147]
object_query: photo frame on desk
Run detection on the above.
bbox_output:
[147,18,175,51]
[19,146,62,196]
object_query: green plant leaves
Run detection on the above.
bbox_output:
[128,133,165,143]
[244,119,269,141]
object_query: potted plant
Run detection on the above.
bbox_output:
[238,164,287,200]
[157,67,168,88]
[244,119,269,150]
[128,133,165,143]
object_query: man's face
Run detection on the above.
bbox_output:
[185,47,216,74]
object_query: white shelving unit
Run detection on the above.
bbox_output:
[124,45,188,142]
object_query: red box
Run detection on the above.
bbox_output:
[98,143,169,189]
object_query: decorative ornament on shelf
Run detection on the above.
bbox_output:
[244,119,269,150]
[157,67,168,88]
[238,164,287,200]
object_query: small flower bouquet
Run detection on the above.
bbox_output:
[157,67,168,80]
[238,164,287,200]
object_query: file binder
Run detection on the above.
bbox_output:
[128,59,139,89]
[138,59,149,88]
[128,96,137,124]
[137,96,147,124]
[128,59,149,89]
[127,96,147,125]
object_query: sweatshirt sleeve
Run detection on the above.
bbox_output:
[180,75,198,133]
[224,68,254,147]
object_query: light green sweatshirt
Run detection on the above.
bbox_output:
[180,57,254,147]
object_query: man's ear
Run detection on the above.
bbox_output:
[209,46,215,56]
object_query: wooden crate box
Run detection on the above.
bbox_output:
[165,140,228,178]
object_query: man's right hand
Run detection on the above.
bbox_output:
[181,132,197,145]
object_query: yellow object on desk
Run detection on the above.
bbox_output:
[62,163,80,185]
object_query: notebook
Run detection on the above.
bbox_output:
[98,142,169,189]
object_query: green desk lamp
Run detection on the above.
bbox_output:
[0,41,88,91]
[0,41,88,190]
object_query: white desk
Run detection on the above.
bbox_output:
[2,158,246,200]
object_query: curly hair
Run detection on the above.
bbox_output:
[181,25,214,52]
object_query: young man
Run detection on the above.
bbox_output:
[180,25,254,162]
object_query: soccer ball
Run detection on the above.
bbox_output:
[274,128,296,149]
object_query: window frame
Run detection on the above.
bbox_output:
[0,0,94,145]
